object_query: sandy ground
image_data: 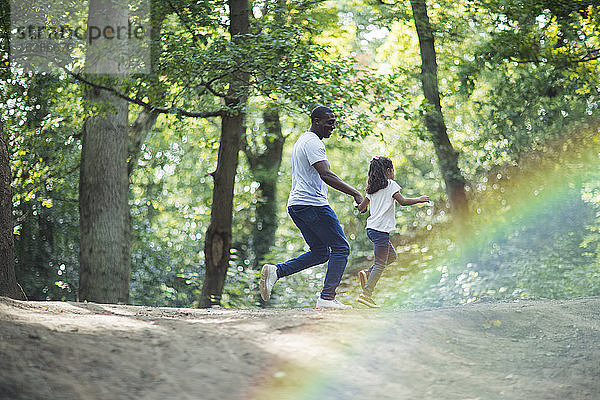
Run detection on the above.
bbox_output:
[0,296,598,400]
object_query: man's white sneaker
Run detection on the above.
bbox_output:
[259,264,278,301]
[315,297,353,309]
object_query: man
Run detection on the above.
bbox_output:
[259,106,363,309]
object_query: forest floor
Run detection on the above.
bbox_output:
[0,296,599,400]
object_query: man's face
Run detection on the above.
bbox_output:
[318,113,336,138]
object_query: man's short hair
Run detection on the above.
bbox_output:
[310,106,334,122]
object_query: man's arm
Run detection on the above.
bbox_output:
[313,160,363,205]
[357,197,370,213]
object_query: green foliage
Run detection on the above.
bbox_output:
[389,193,597,308]
[473,0,600,66]
[128,114,218,306]
[1,70,82,300]
[447,0,600,184]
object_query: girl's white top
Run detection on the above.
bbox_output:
[366,179,402,233]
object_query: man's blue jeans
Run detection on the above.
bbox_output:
[364,228,397,296]
[276,205,350,300]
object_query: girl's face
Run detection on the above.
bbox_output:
[387,167,395,179]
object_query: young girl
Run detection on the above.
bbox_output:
[356,156,430,308]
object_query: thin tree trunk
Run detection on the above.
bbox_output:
[241,2,286,269]
[200,0,249,307]
[0,125,26,300]
[78,0,130,303]
[127,1,167,176]
[123,2,168,290]
[410,0,469,219]
[243,104,285,268]
[128,109,160,175]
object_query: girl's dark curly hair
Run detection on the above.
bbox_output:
[366,156,393,194]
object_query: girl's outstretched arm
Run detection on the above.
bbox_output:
[357,196,370,213]
[393,191,430,206]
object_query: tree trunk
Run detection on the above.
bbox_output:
[200,0,249,307]
[410,0,469,219]
[79,87,130,303]
[0,125,26,300]
[243,104,285,268]
[78,0,130,303]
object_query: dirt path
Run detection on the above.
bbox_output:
[1,296,598,400]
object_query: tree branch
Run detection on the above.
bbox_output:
[508,48,600,64]
[193,71,233,99]
[67,71,225,118]
[49,195,78,203]
[577,48,600,63]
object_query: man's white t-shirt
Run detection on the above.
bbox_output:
[287,131,329,207]
[366,179,402,233]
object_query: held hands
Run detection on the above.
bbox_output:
[355,193,369,213]
[353,192,364,206]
